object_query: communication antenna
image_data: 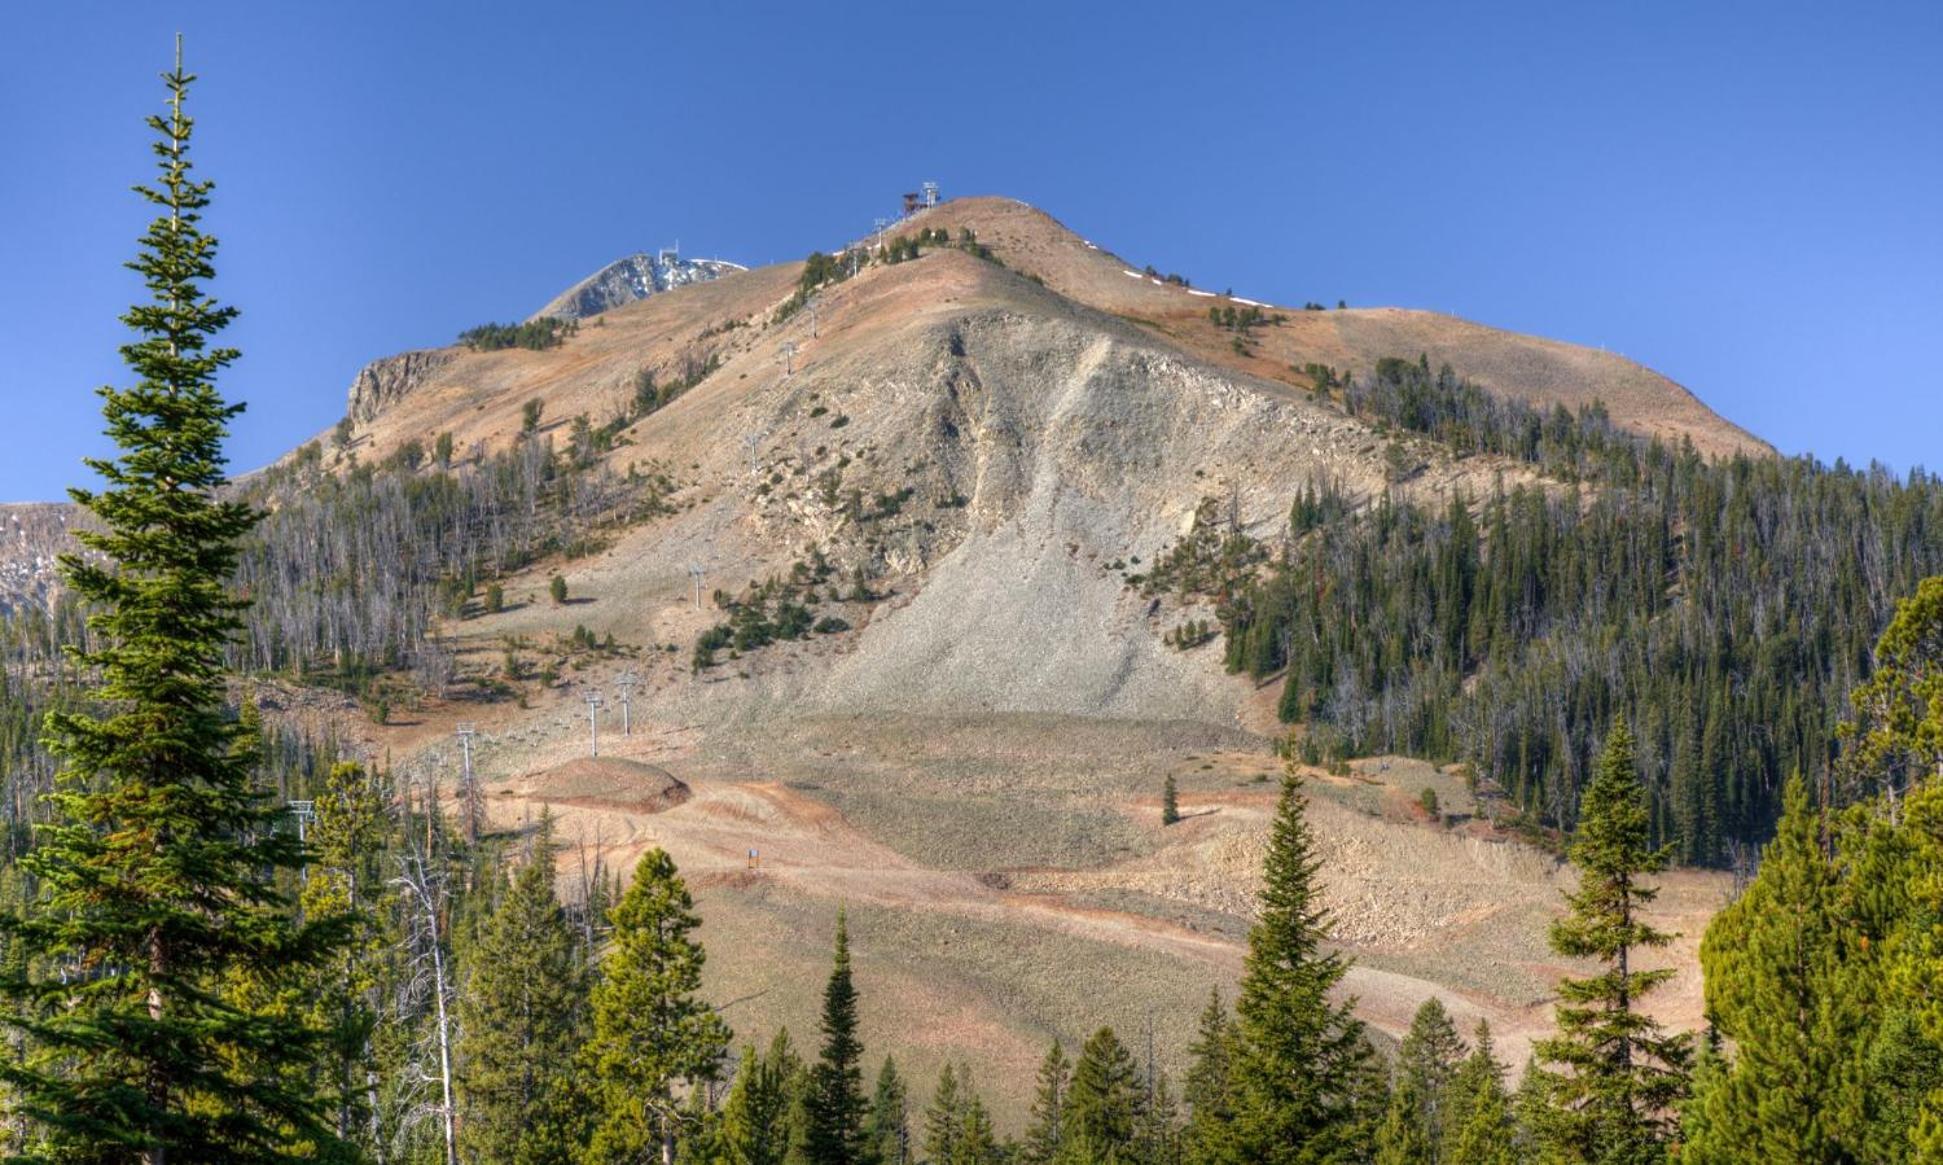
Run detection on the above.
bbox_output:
[615,671,639,736]
[583,689,604,758]
[688,563,706,609]
[780,341,798,377]
[456,723,482,844]
[922,180,940,208]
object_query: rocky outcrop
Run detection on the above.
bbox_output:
[530,253,745,322]
[0,502,80,614]
[345,348,456,424]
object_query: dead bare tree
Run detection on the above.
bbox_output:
[390,844,460,1165]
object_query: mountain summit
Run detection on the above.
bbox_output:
[529,249,747,322]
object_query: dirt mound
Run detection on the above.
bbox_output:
[508,757,691,814]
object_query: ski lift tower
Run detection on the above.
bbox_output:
[615,672,639,736]
[583,689,604,758]
[922,181,940,208]
[688,563,706,609]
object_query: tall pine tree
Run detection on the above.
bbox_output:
[804,910,868,1165]
[583,848,730,1165]
[1441,1022,1514,1165]
[1020,1040,1070,1165]
[1685,778,1863,1162]
[1533,717,1690,1164]
[0,40,343,1164]
[459,823,589,1164]
[1225,774,1376,1164]
[862,1057,909,1165]
[1182,989,1235,1162]
[1374,997,1466,1164]
[1061,1027,1143,1163]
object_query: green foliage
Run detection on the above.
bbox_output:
[922,1063,1004,1165]
[1224,775,1379,1163]
[1162,775,1182,826]
[1063,1028,1144,1162]
[865,1056,911,1165]
[804,911,868,1165]
[1684,582,1943,1161]
[1442,1022,1516,1165]
[460,316,576,352]
[0,51,347,1163]
[583,848,730,1164]
[1021,1041,1070,1165]
[550,573,568,605]
[459,824,591,1163]
[1685,778,1861,1162]
[1533,718,1690,1162]
[1374,998,1466,1164]
[693,557,865,670]
[1220,387,1943,858]
[718,1034,802,1165]
[1183,989,1235,1161]
[523,397,546,433]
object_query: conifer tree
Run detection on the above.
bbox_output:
[584,848,731,1165]
[1534,717,1690,1163]
[460,824,589,1164]
[0,41,345,1164]
[1441,1022,1514,1165]
[922,1064,963,1165]
[1685,778,1862,1162]
[719,1035,800,1165]
[1162,776,1181,826]
[1062,1027,1143,1163]
[1375,996,1465,1163]
[804,910,868,1165]
[300,761,393,1151]
[1135,1069,1183,1165]
[952,1085,1002,1165]
[1226,774,1375,1164]
[1182,989,1235,1161]
[1021,1040,1070,1165]
[864,1057,910,1165]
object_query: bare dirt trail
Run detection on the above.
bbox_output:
[485,765,1619,1070]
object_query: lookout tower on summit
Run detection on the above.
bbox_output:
[902,181,942,216]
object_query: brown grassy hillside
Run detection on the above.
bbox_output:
[295,197,1743,1119]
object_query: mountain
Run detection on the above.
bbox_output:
[0,503,77,615]
[279,195,1757,1110]
[527,249,747,322]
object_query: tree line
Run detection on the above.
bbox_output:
[1207,358,1943,862]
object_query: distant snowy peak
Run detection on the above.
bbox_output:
[529,251,747,322]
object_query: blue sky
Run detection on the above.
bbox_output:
[3,1,1937,500]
